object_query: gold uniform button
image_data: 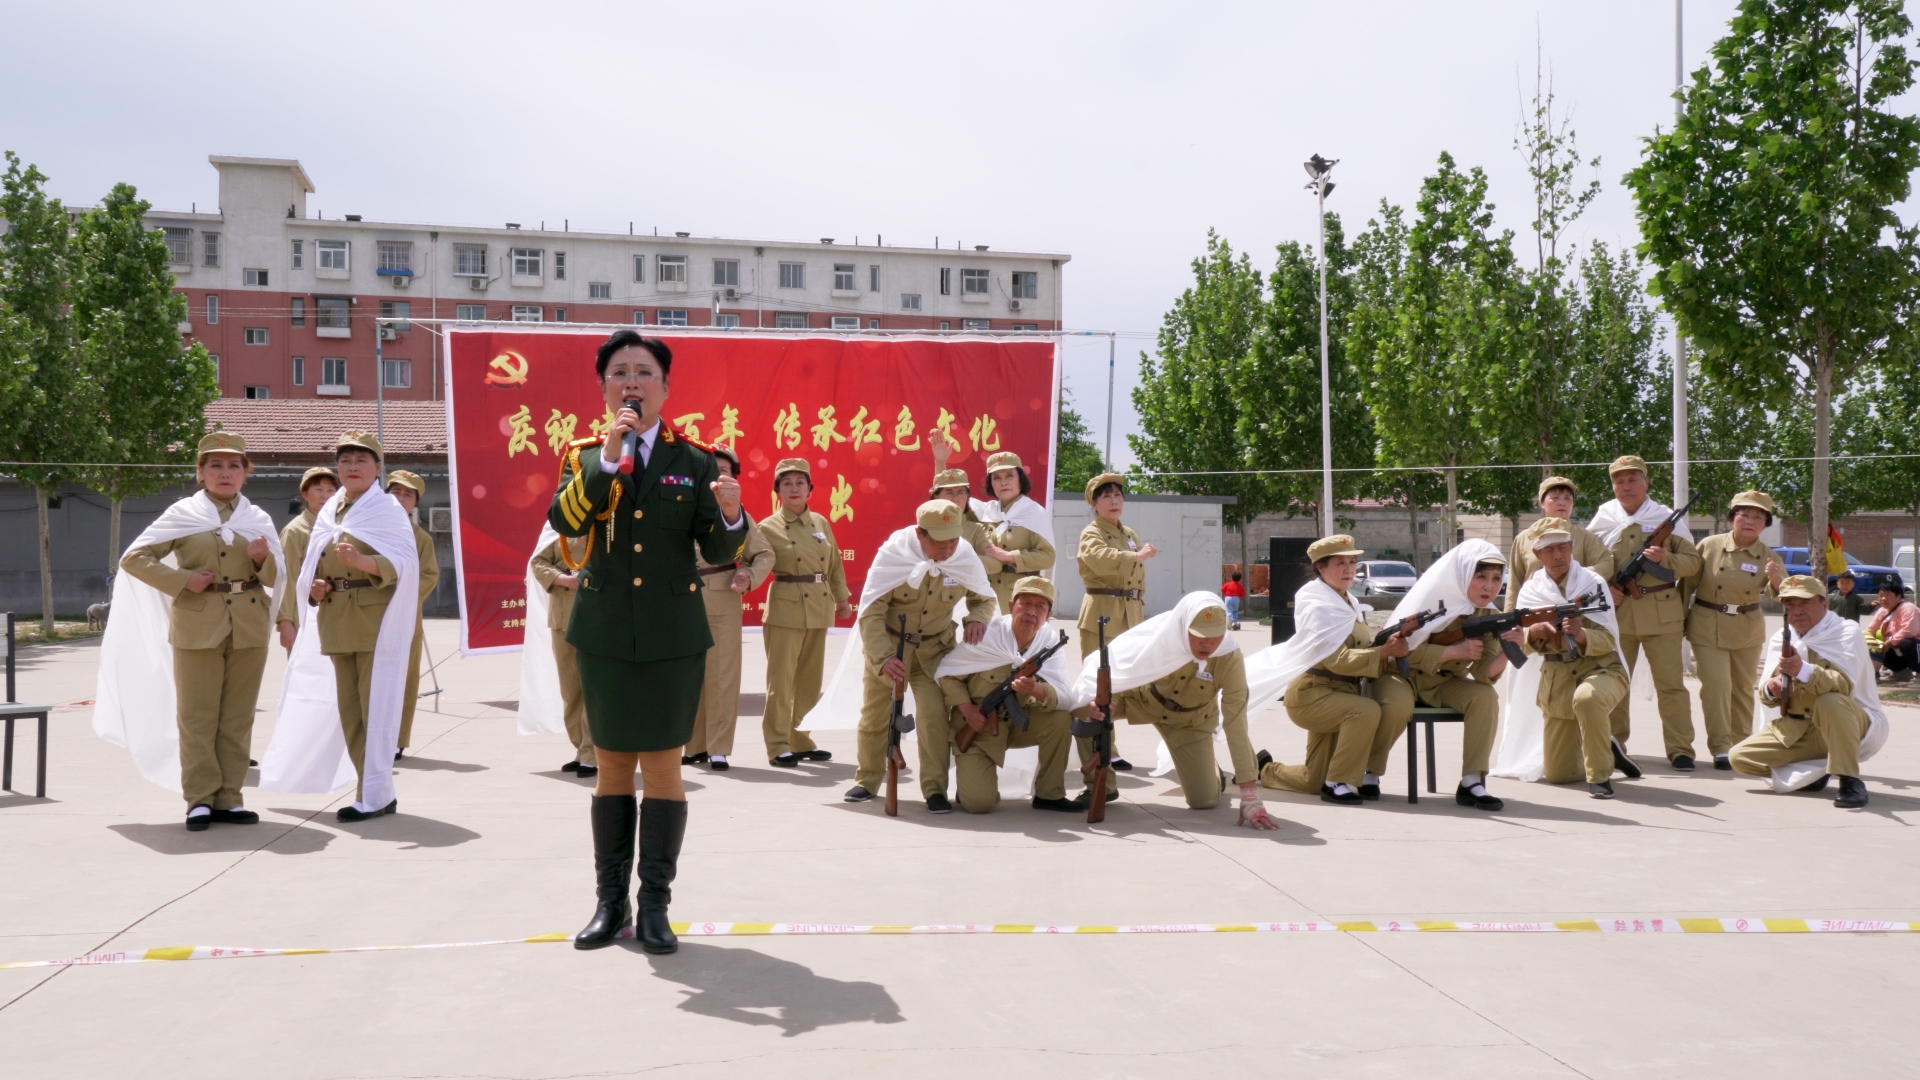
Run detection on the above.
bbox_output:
[633,509,644,519]
[688,582,697,592]
[632,577,643,586]
[633,543,643,553]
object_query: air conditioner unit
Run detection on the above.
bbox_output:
[468,277,487,290]
[379,327,397,341]
[390,275,410,289]
[429,507,453,533]
[723,288,738,300]
[1008,299,1022,311]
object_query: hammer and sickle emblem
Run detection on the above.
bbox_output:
[485,350,529,387]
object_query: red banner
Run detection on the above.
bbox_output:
[445,329,1060,653]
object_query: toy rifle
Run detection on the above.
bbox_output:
[1430,590,1609,668]
[1070,616,1113,824]
[955,629,1071,754]
[1776,625,1796,719]
[1613,495,1695,599]
[1371,602,1447,677]
[885,614,915,817]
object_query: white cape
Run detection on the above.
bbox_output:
[803,524,997,731]
[970,494,1052,542]
[935,612,1083,798]
[93,491,287,793]
[1070,591,1238,703]
[1490,562,1627,782]
[1588,497,1693,548]
[1242,577,1369,715]
[1757,612,1891,792]
[260,484,420,811]
[516,523,566,735]
[1389,539,1505,648]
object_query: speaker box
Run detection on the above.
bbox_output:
[1268,537,1316,644]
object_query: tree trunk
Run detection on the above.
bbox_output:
[36,486,55,635]
[1238,517,1249,589]
[1810,358,1833,580]
[1444,466,1459,553]
[109,493,123,579]
[1407,482,1420,570]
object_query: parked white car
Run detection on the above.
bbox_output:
[1353,560,1419,598]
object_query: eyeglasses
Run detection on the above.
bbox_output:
[604,366,661,384]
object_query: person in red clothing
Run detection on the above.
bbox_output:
[1222,571,1247,630]
[1868,578,1919,682]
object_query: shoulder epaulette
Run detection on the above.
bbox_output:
[566,436,604,451]
[677,429,718,454]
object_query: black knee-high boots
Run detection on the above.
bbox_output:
[573,795,636,949]
[637,797,687,955]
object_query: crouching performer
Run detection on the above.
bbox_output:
[935,576,1083,813]
[1516,528,1632,798]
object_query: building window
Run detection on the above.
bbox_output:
[379,300,411,330]
[317,240,349,271]
[292,355,305,385]
[244,268,269,287]
[869,318,881,329]
[165,228,192,265]
[962,318,990,331]
[901,293,922,311]
[939,321,951,330]
[210,354,220,381]
[454,245,486,276]
[511,305,542,322]
[657,255,687,283]
[377,241,412,273]
[589,281,611,299]
[833,264,855,291]
[962,269,989,295]
[713,259,739,287]
[1011,322,1039,331]
[632,255,645,283]
[715,314,740,328]
[290,297,305,326]
[316,297,350,329]
[511,248,543,277]
[869,265,880,292]
[203,232,220,267]
[291,239,303,269]
[554,307,566,322]
[245,385,270,399]
[774,313,807,329]
[939,267,952,295]
[632,310,649,324]
[206,295,219,324]
[554,252,566,280]
[456,304,485,322]
[778,262,805,289]
[656,309,688,326]
[322,357,348,386]
[244,327,269,345]
[382,359,412,388]
[830,316,859,330]
[1012,271,1038,299]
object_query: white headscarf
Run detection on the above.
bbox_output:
[1242,576,1370,715]
[93,490,287,792]
[1589,496,1693,548]
[1490,560,1626,781]
[516,522,566,736]
[937,613,1083,711]
[1071,591,1238,704]
[1389,539,1505,649]
[1756,610,1890,792]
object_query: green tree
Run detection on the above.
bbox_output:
[1052,386,1106,496]
[1627,0,1920,569]
[72,182,216,569]
[1847,362,1920,573]
[1560,244,1673,501]
[1684,358,1771,532]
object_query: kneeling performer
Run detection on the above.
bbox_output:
[1393,539,1517,811]
[1517,528,1632,798]
[936,576,1082,813]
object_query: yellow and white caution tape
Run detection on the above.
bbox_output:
[7,918,1914,970]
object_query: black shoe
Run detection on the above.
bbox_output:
[681,752,709,766]
[574,795,636,950]
[1320,784,1364,806]
[1713,755,1732,771]
[708,757,729,772]
[843,785,874,803]
[562,761,581,773]
[1589,781,1616,799]
[1610,739,1642,779]
[1835,776,1868,809]
[1801,774,1831,793]
[1069,788,1120,808]
[336,799,398,822]
[798,749,833,762]
[1358,783,1381,801]
[1256,749,1273,772]
[186,806,212,832]
[1454,784,1503,811]
[1231,622,1242,631]
[1671,754,1696,772]
[210,808,259,825]
[574,763,597,778]
[248,759,257,767]
[770,753,800,768]
[1031,796,1080,812]
[926,793,953,814]
[1111,758,1133,771]
[636,797,687,955]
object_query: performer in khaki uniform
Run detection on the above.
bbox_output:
[1395,540,1517,811]
[1504,476,1613,609]
[385,470,440,758]
[530,532,597,775]
[276,466,338,650]
[119,432,278,830]
[1076,472,1154,776]
[1112,605,1264,813]
[1255,536,1414,804]
[931,439,1056,611]
[936,577,1080,813]
[758,458,852,766]
[848,500,996,811]
[1732,576,1873,808]
[1520,528,1633,797]
[1684,491,1786,768]
[686,446,775,770]
[1590,455,1702,769]
[929,465,995,562]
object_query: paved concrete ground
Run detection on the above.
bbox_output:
[3,618,1917,1079]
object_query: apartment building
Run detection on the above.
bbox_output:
[152,156,1070,401]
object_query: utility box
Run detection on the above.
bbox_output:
[1050,492,1234,622]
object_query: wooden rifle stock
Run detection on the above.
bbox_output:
[885,614,912,817]
[1371,602,1446,677]
[1615,496,1695,598]
[1088,616,1112,823]
[955,630,1069,754]
[1777,625,1796,719]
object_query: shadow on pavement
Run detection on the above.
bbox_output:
[641,941,903,1036]
[830,797,1329,846]
[267,807,482,850]
[394,756,488,773]
[1263,788,1644,828]
[0,794,58,809]
[714,762,854,789]
[108,820,336,855]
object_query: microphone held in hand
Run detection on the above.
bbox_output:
[617,398,641,475]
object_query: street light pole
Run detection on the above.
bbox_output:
[1305,155,1338,536]
[1672,0,1689,509]
[1104,332,1115,468]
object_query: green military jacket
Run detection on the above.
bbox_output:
[121,495,278,650]
[547,428,746,663]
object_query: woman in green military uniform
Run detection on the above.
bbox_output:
[550,330,748,955]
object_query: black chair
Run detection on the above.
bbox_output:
[1401,705,1464,804]
[2,613,52,799]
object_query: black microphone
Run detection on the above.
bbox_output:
[617,398,640,475]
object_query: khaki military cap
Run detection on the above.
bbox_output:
[1307,534,1363,561]
[930,468,970,494]
[1608,455,1648,477]
[298,466,340,491]
[1778,575,1826,601]
[336,429,383,459]
[1532,528,1574,551]
[1537,475,1578,502]
[197,431,247,460]
[916,499,964,541]
[985,452,1023,474]
[385,470,427,497]
[1188,604,1229,636]
[1011,576,1056,604]
[1084,472,1126,504]
[773,457,810,481]
[1475,551,1509,566]
[1729,490,1775,516]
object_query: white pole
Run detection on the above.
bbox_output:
[1317,182,1334,536]
[1105,332,1116,468]
[1672,0,1689,508]
[375,314,386,481]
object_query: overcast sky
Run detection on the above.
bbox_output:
[7,0,1896,466]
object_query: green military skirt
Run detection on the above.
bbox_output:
[577,651,707,752]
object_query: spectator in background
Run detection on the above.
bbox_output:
[1222,571,1247,630]
[1829,573,1874,622]
[1868,579,1918,682]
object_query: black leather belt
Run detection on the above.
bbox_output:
[1088,588,1142,600]
[1149,685,1205,712]
[1693,599,1760,615]
[324,577,374,591]
[216,580,263,594]
[886,625,928,645]
[1306,667,1360,685]
[698,565,738,578]
[775,573,826,584]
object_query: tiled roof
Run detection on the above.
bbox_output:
[204,399,447,459]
